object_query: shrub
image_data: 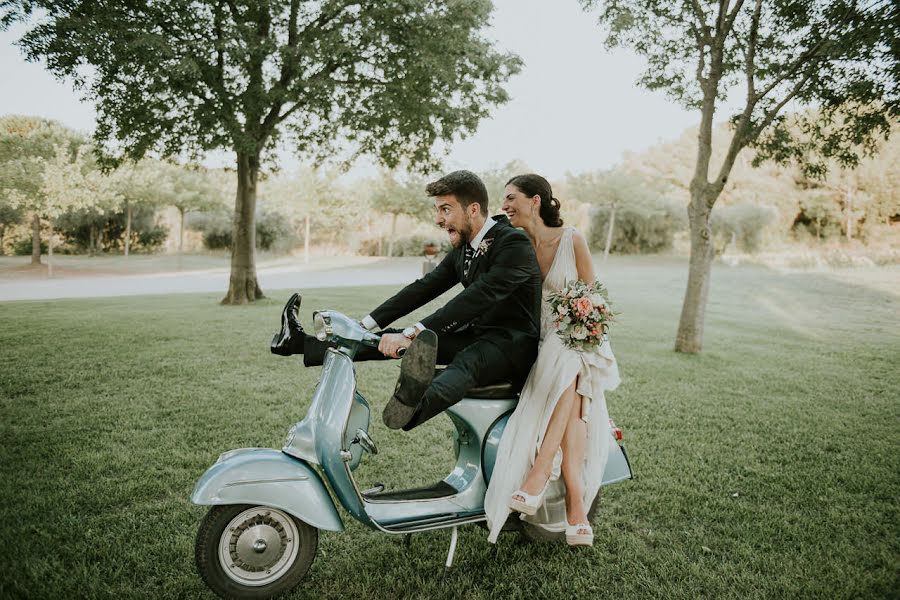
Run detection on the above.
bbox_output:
[189,209,296,252]
[712,202,778,253]
[589,196,686,254]
[54,206,169,253]
[358,235,451,257]
[13,236,46,255]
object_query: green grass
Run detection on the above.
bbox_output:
[1,260,898,599]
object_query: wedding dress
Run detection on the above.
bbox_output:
[484,227,621,543]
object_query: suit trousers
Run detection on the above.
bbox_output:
[301,330,528,430]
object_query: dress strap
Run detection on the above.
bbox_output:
[562,227,577,282]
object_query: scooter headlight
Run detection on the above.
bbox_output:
[313,311,331,341]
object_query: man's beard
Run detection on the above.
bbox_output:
[451,216,474,248]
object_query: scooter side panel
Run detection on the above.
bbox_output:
[191,448,344,532]
[601,437,633,485]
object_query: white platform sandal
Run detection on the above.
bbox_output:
[508,481,550,516]
[565,522,594,546]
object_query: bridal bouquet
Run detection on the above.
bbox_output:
[546,280,614,351]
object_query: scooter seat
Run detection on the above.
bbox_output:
[465,381,520,399]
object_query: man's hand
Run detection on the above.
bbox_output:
[378,332,413,358]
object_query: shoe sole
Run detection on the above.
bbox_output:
[382,330,438,430]
[566,524,594,546]
[565,535,594,546]
[508,498,540,516]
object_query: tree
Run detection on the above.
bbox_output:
[0,116,85,265]
[108,160,168,257]
[582,0,898,352]
[259,166,345,261]
[568,169,663,261]
[15,143,121,275]
[480,159,532,208]
[3,0,522,304]
[157,164,223,254]
[370,171,432,257]
[0,195,24,255]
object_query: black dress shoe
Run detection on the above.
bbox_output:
[270,293,306,356]
[383,330,438,430]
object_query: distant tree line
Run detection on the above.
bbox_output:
[3,113,896,267]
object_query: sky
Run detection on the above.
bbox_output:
[0,0,745,180]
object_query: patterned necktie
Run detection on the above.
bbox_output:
[463,244,475,278]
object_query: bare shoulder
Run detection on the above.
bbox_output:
[570,228,590,252]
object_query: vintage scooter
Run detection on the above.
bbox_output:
[191,308,632,599]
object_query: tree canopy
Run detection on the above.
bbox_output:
[3,0,522,302]
[581,0,899,352]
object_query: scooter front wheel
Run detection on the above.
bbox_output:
[195,504,317,599]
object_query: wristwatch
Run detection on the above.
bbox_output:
[402,325,421,339]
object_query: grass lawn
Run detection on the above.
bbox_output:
[1,260,898,599]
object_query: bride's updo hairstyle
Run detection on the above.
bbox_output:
[505,174,564,227]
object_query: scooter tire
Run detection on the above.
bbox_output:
[195,504,318,599]
[519,491,601,544]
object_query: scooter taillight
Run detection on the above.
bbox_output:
[609,418,623,441]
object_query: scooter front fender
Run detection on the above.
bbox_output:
[191,448,344,532]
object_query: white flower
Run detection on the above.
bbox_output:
[572,325,588,340]
[589,293,606,307]
[556,304,568,315]
[562,315,572,325]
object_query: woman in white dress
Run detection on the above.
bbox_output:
[484,174,620,546]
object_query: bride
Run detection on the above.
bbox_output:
[484,174,620,546]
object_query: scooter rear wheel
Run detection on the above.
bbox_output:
[195,504,317,599]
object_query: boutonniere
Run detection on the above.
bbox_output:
[475,238,493,258]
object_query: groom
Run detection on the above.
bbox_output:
[272,170,541,430]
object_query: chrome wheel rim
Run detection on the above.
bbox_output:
[218,507,299,587]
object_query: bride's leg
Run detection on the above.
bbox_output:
[515,379,579,498]
[561,389,589,526]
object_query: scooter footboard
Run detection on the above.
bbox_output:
[191,448,344,532]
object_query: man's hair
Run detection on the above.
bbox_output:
[425,170,488,217]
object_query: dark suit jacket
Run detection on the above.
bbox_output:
[370,215,541,364]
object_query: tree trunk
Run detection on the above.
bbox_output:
[304,214,310,264]
[0,224,5,256]
[387,213,398,257]
[222,151,264,304]
[125,200,132,257]
[674,195,716,353]
[47,219,54,278]
[845,185,853,241]
[31,213,42,265]
[602,203,617,263]
[178,208,185,254]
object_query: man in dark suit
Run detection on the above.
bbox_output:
[272,170,541,431]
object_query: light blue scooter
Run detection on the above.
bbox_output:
[191,309,632,599]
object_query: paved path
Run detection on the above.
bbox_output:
[0,258,427,301]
